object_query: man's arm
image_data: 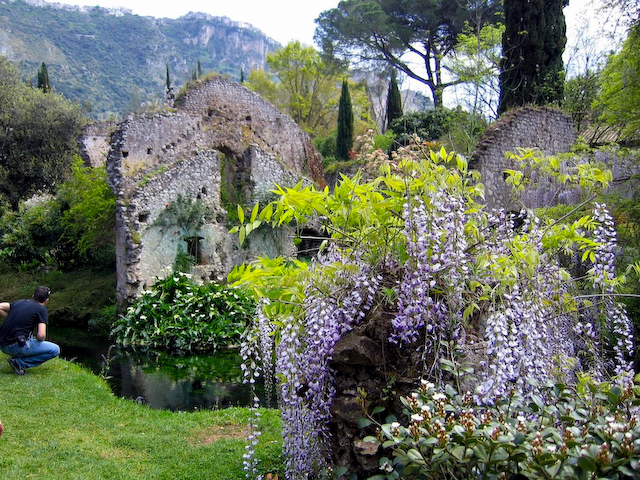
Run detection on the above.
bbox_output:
[36,322,47,341]
[0,302,10,318]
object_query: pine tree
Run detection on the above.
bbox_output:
[336,79,354,161]
[37,62,50,93]
[386,71,403,131]
[498,0,568,114]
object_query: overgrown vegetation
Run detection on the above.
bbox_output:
[364,363,640,479]
[0,157,116,272]
[232,136,637,478]
[111,273,255,354]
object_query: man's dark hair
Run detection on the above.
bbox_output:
[33,286,51,303]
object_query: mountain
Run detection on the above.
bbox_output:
[0,0,280,119]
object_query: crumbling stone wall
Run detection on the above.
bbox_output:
[106,76,323,306]
[470,106,577,209]
[78,121,115,167]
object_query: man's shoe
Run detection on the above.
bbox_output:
[7,358,25,375]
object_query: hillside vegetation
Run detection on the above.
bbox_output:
[0,0,279,119]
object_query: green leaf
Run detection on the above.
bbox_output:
[357,417,373,429]
[249,202,260,223]
[577,455,597,472]
[237,205,244,224]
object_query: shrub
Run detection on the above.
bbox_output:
[364,369,640,479]
[111,273,255,354]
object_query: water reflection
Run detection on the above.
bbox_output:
[49,326,273,411]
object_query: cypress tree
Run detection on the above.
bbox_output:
[165,64,175,106]
[37,62,50,93]
[386,71,403,131]
[336,79,354,161]
[197,60,202,78]
[498,0,568,114]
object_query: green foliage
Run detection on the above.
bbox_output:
[564,70,601,132]
[0,268,116,327]
[0,157,116,271]
[153,194,212,239]
[111,273,256,354]
[595,24,640,142]
[499,0,568,114]
[57,157,116,260]
[245,41,353,137]
[449,22,504,119]
[364,367,640,479]
[0,56,85,208]
[336,78,354,160]
[389,107,485,154]
[313,131,338,161]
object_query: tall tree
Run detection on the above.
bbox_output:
[336,79,354,160]
[37,62,50,93]
[498,0,568,114]
[165,64,174,106]
[385,71,402,131]
[595,23,640,141]
[315,0,501,108]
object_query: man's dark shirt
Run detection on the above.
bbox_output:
[0,299,48,347]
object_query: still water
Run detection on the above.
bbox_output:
[48,326,273,411]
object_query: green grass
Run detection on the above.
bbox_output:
[0,357,283,479]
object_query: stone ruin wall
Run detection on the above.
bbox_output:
[470,106,578,210]
[106,76,323,307]
[177,75,325,189]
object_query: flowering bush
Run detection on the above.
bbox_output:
[231,134,634,478]
[364,372,640,479]
[111,272,255,353]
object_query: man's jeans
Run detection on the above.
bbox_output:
[1,338,60,370]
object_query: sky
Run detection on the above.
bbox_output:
[43,0,341,46]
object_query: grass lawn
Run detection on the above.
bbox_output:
[0,356,283,479]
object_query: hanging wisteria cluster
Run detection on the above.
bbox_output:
[240,246,382,478]
[392,191,468,353]
[234,144,635,478]
[591,203,634,380]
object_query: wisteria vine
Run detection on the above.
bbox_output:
[235,144,635,478]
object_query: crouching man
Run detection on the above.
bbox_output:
[0,286,60,375]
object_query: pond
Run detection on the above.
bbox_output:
[48,326,274,411]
